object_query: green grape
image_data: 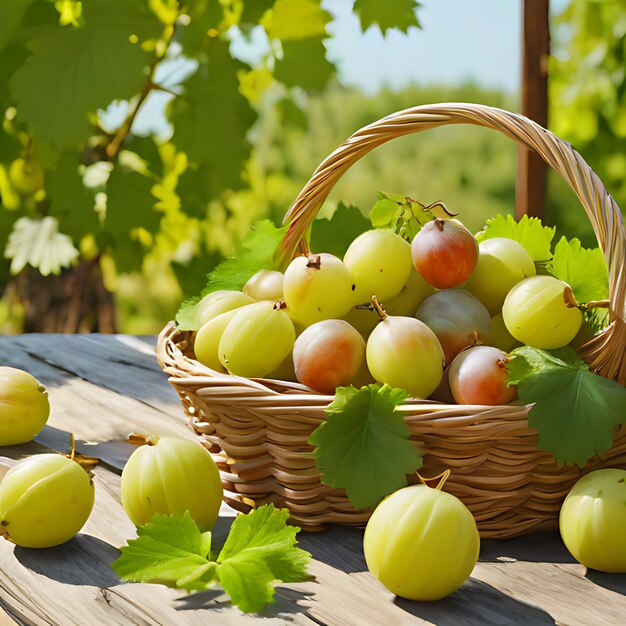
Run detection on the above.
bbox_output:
[366,312,444,398]
[121,437,222,532]
[489,312,518,352]
[384,267,435,317]
[194,308,243,372]
[0,454,94,548]
[0,367,50,446]
[8,158,44,196]
[219,301,296,377]
[243,270,284,301]
[465,238,536,315]
[503,275,583,349]
[283,253,355,326]
[364,481,479,601]
[196,290,255,327]
[344,229,412,304]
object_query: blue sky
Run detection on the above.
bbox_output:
[105,0,569,136]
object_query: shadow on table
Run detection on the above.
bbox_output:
[585,570,626,597]
[14,533,120,587]
[395,578,556,626]
[297,525,367,574]
[480,532,576,564]
[175,587,315,620]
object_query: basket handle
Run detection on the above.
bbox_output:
[279,103,626,383]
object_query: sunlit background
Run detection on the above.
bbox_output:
[0,0,623,334]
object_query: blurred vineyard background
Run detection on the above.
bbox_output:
[0,0,624,334]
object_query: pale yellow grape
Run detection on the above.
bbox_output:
[243,270,284,301]
[219,301,296,377]
[489,312,518,352]
[0,367,50,446]
[465,238,536,315]
[502,275,582,349]
[366,316,444,398]
[194,308,243,372]
[364,484,480,600]
[344,230,412,304]
[121,437,222,532]
[384,267,435,317]
[0,454,94,548]
[560,470,626,572]
[283,253,355,326]
[196,290,254,327]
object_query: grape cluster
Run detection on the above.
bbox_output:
[192,215,585,405]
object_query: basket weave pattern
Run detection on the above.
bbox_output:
[158,104,626,538]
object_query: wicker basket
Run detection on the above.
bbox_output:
[158,103,626,538]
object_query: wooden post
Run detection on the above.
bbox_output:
[516,0,550,219]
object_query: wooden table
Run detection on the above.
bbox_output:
[1,335,625,626]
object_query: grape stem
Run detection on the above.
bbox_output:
[417,469,451,491]
[434,218,445,232]
[563,288,610,311]
[370,295,388,320]
[127,433,160,446]
[581,299,610,310]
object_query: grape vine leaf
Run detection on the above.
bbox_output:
[308,384,423,510]
[176,220,286,329]
[476,214,555,262]
[4,216,79,276]
[177,0,223,56]
[369,192,435,240]
[548,236,609,304]
[10,0,162,149]
[310,202,369,258]
[112,505,312,614]
[506,346,626,467]
[262,0,330,40]
[353,0,422,35]
[274,37,334,91]
[47,153,99,242]
[106,165,161,236]
[240,0,275,26]
[171,38,256,190]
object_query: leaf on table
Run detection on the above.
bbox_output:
[171,38,257,191]
[4,216,79,276]
[308,384,423,510]
[353,0,422,35]
[262,0,330,40]
[310,202,370,258]
[274,37,334,91]
[548,236,609,304]
[506,346,626,467]
[476,214,555,263]
[10,0,162,149]
[113,505,312,613]
[216,505,312,614]
[112,512,217,592]
[175,219,286,330]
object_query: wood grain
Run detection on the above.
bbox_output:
[0,334,624,625]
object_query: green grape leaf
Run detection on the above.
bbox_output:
[548,236,609,304]
[4,216,79,276]
[476,214,555,263]
[369,192,435,240]
[112,505,311,613]
[353,0,421,35]
[274,37,334,91]
[262,0,330,40]
[216,505,312,614]
[0,0,34,54]
[276,97,308,130]
[172,251,221,298]
[106,165,161,236]
[46,153,99,242]
[175,220,286,329]
[112,512,216,593]
[177,0,223,56]
[310,202,369,258]
[308,384,423,510]
[240,0,275,25]
[171,38,257,190]
[506,346,626,467]
[10,0,162,149]
[177,164,222,218]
